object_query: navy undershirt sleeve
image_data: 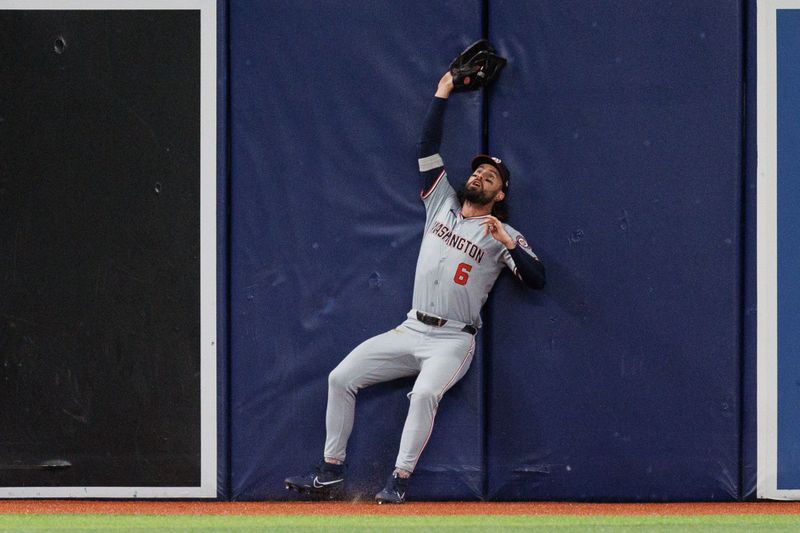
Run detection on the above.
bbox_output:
[417,97,448,193]
[509,246,546,290]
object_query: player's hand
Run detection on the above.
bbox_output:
[480,216,515,249]
[435,71,454,98]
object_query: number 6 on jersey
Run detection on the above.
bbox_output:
[453,262,472,286]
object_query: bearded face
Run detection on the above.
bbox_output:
[462,164,504,206]
[462,185,495,205]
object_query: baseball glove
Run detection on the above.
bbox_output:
[449,39,507,92]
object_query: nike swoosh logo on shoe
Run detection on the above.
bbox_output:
[313,476,343,488]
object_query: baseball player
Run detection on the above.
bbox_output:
[284,70,545,504]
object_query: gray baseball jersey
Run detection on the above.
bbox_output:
[323,155,540,473]
[320,95,544,477]
[412,156,539,329]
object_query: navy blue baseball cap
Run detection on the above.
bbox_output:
[470,154,510,191]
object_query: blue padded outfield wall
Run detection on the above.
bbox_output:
[216,0,230,500]
[776,8,800,492]
[227,1,746,501]
[229,1,486,500]
[484,1,743,500]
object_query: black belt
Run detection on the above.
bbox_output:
[416,311,477,335]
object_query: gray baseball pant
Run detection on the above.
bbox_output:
[323,311,476,473]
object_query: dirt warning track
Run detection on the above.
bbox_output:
[1,501,800,516]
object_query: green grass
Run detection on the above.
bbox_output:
[1,514,800,532]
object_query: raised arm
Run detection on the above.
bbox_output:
[417,72,454,196]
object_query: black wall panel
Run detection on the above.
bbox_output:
[0,10,201,486]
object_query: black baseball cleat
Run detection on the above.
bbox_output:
[375,471,409,504]
[284,460,345,500]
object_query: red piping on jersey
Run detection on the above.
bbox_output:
[420,169,446,199]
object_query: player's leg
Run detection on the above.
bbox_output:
[286,323,421,497]
[376,329,476,503]
[395,330,475,473]
[324,323,421,465]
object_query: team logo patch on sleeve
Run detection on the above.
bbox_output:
[516,235,530,249]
